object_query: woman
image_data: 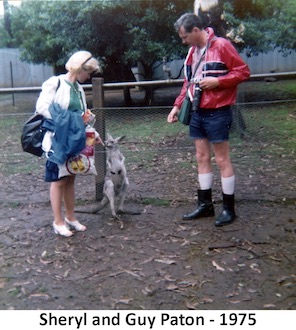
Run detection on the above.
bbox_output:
[36,51,101,237]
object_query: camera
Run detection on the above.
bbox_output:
[192,84,202,111]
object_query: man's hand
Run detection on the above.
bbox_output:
[199,77,220,90]
[167,106,180,123]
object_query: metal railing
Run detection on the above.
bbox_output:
[1,72,295,199]
[0,71,296,94]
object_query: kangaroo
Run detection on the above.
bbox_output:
[95,133,129,219]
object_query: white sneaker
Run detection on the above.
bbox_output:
[65,218,86,231]
[53,222,73,237]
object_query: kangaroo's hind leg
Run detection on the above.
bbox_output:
[104,180,118,219]
[118,178,129,214]
[92,195,109,214]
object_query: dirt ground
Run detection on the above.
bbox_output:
[0,87,295,310]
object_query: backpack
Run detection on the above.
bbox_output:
[21,113,47,156]
[21,78,60,157]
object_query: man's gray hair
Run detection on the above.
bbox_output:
[174,13,204,33]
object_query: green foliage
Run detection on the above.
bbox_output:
[1,0,295,80]
[122,0,190,77]
[223,0,296,55]
[0,19,10,47]
[11,1,93,66]
[141,198,171,207]
[242,17,278,55]
[8,0,191,79]
[274,0,296,51]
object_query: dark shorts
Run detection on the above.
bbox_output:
[44,160,60,182]
[45,160,74,182]
[189,106,232,143]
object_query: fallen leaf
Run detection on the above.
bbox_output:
[212,260,225,271]
[29,293,50,299]
[40,259,54,265]
[263,304,276,309]
[41,251,47,258]
[142,286,156,296]
[166,284,179,291]
[155,258,176,265]
[181,239,191,246]
[140,256,154,264]
[250,263,261,273]
[178,280,198,288]
[190,230,201,236]
[185,301,199,310]
[164,275,176,282]
[124,269,144,278]
[111,298,132,305]
[200,297,214,304]
[63,269,71,278]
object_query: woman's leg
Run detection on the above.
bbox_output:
[50,177,73,236]
[63,176,86,231]
[50,178,67,226]
[63,176,76,221]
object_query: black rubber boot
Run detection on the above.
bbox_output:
[182,189,215,220]
[215,193,236,227]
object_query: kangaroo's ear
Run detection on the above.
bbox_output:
[106,133,113,141]
[116,136,126,143]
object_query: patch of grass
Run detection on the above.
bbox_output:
[37,286,48,294]
[7,287,21,297]
[0,100,295,177]
[0,117,20,140]
[105,109,187,143]
[0,154,43,176]
[242,103,295,155]
[239,80,296,102]
[141,197,171,207]
[0,114,44,175]
[8,201,21,208]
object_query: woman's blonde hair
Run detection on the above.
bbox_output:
[65,50,101,74]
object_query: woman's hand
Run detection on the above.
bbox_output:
[95,135,104,146]
[82,109,96,125]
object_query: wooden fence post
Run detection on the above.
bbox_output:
[92,77,106,200]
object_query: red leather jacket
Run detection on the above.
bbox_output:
[174,27,250,109]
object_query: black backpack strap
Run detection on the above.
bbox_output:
[56,77,60,91]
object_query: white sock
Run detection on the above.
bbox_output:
[198,173,213,190]
[221,175,235,195]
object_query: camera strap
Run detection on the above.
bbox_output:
[189,46,207,87]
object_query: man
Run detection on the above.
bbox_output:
[167,13,250,226]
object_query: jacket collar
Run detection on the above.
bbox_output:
[185,27,216,65]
